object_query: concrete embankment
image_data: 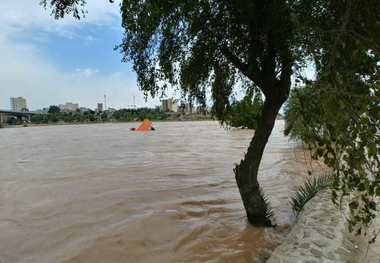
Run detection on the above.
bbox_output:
[267,191,380,263]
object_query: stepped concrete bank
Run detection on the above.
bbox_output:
[267,191,380,263]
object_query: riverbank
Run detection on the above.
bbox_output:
[0,117,214,129]
[267,190,380,262]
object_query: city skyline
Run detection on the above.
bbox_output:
[1,95,186,112]
[1,94,161,111]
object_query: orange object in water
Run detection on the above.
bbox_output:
[135,119,152,131]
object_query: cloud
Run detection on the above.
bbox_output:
[0,1,121,28]
[0,0,122,50]
[75,68,99,77]
[0,33,159,110]
[0,0,161,110]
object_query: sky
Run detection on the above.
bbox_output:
[0,1,316,112]
[0,0,162,110]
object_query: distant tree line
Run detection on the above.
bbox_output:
[30,105,210,124]
[112,108,169,122]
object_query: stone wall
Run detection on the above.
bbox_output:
[267,191,380,263]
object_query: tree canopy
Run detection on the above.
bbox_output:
[41,1,380,107]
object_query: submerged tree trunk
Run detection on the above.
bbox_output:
[234,94,287,226]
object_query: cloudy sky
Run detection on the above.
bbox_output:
[0,0,162,110]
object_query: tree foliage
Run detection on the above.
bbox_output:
[40,0,87,19]
[117,1,295,106]
[223,89,263,129]
[30,107,174,124]
[285,82,380,239]
[112,108,168,121]
[48,105,61,114]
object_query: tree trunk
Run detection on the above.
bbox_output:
[234,95,286,226]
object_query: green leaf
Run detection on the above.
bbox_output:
[349,201,359,210]
[376,187,380,197]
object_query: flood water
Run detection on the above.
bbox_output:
[0,121,323,263]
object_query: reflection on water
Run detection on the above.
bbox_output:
[0,121,322,263]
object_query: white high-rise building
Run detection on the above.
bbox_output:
[10,97,27,112]
[161,98,178,112]
[59,102,79,112]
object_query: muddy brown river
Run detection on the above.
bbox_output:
[0,121,323,263]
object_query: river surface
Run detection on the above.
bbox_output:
[0,121,322,263]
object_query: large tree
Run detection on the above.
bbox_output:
[41,0,380,227]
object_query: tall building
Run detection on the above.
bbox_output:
[10,97,27,112]
[59,102,79,112]
[97,103,103,112]
[161,98,178,112]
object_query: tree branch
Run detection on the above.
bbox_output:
[221,45,264,89]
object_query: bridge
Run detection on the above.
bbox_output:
[0,109,42,124]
